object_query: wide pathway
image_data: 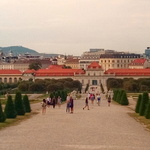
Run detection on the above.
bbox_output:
[0,94,150,150]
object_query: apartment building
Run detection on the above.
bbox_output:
[100,53,141,71]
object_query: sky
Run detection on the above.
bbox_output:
[0,0,150,56]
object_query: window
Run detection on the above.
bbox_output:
[92,80,97,85]
[14,78,17,83]
[4,78,7,83]
[9,78,12,83]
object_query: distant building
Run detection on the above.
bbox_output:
[129,58,150,69]
[64,58,80,69]
[144,47,150,58]
[79,49,105,70]
[100,53,141,71]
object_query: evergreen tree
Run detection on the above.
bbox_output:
[0,101,6,122]
[145,101,150,119]
[120,91,129,105]
[15,92,25,115]
[23,95,31,113]
[139,92,149,116]
[135,94,142,113]
[116,90,124,104]
[4,95,17,118]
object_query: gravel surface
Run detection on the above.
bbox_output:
[0,94,150,150]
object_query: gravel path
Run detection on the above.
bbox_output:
[0,94,150,150]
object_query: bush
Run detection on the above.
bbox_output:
[4,95,17,118]
[120,91,129,105]
[0,101,6,122]
[23,95,31,113]
[15,92,25,115]
[135,94,142,113]
[145,101,150,119]
[139,92,149,116]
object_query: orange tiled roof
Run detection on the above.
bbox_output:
[105,69,150,76]
[88,62,101,69]
[23,69,36,74]
[129,58,147,66]
[0,69,22,74]
[23,65,85,76]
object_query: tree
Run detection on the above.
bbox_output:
[29,61,42,70]
[15,92,25,115]
[145,101,150,119]
[4,95,17,118]
[100,83,104,93]
[18,82,29,92]
[135,94,142,113]
[23,95,31,113]
[120,91,129,105]
[0,101,6,122]
[139,92,149,116]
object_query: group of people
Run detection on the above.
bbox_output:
[41,91,112,115]
[41,96,62,114]
[83,92,112,110]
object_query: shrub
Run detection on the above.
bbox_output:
[4,95,17,118]
[145,101,150,119]
[15,92,25,115]
[135,94,142,113]
[139,92,149,116]
[23,95,31,113]
[120,91,129,105]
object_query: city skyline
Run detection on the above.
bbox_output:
[0,0,150,55]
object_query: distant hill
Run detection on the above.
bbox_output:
[0,46,60,57]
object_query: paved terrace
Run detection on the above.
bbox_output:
[0,94,150,150]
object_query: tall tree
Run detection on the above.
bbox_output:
[23,95,31,113]
[15,92,25,115]
[120,91,129,105]
[145,101,150,119]
[135,94,142,113]
[139,92,149,116]
[4,95,17,118]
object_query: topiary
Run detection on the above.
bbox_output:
[4,95,17,118]
[135,94,142,113]
[23,95,31,113]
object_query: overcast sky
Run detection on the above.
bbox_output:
[0,0,150,55]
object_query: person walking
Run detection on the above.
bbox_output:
[66,94,70,113]
[96,94,101,106]
[83,97,90,110]
[52,96,56,108]
[41,99,47,115]
[57,96,62,108]
[70,96,74,113]
[108,95,111,106]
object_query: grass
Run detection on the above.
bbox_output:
[0,111,39,130]
[128,113,150,131]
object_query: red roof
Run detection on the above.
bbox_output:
[23,69,36,74]
[24,65,85,76]
[129,58,147,66]
[105,69,150,76]
[88,62,101,69]
[0,69,22,75]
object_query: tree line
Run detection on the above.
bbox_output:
[18,78,82,94]
[107,78,150,92]
[0,92,31,122]
[113,89,129,105]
